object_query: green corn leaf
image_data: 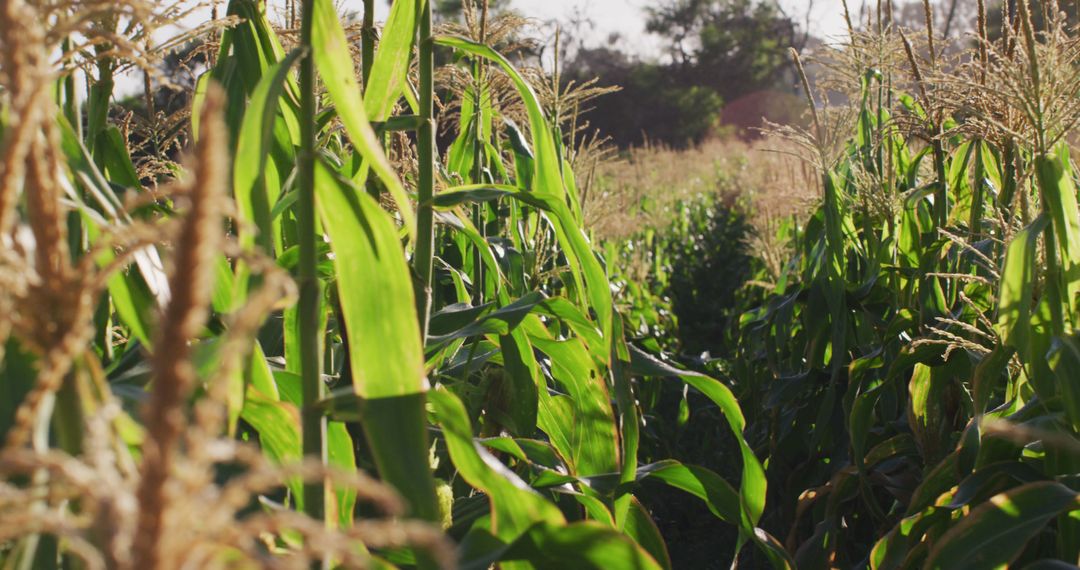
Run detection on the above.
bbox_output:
[562,156,585,223]
[946,141,976,226]
[0,339,39,443]
[1035,147,1080,323]
[241,389,300,463]
[247,342,279,400]
[497,328,541,437]
[624,497,673,570]
[315,159,438,520]
[946,461,1046,511]
[431,40,614,341]
[449,39,564,202]
[94,126,141,188]
[574,494,616,526]
[1022,561,1080,570]
[1047,335,1080,431]
[522,188,615,345]
[311,0,415,238]
[848,382,882,467]
[428,302,491,337]
[628,460,741,524]
[998,216,1050,352]
[315,160,423,398]
[864,435,917,469]
[908,363,950,464]
[627,346,766,560]
[531,333,620,477]
[870,507,950,570]
[536,298,605,358]
[821,170,848,378]
[428,292,543,345]
[214,0,300,138]
[973,344,1016,417]
[924,481,1080,569]
[80,213,159,347]
[980,141,1003,195]
[432,185,513,208]
[447,108,476,178]
[58,116,175,343]
[618,459,790,569]
[326,421,357,527]
[609,313,639,528]
[458,521,664,570]
[429,388,564,539]
[240,388,302,502]
[363,0,416,121]
[233,48,303,253]
[431,37,562,202]
[437,210,504,299]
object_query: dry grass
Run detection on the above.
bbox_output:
[584,136,818,244]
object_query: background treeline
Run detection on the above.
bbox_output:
[439,0,1064,148]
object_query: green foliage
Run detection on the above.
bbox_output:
[0,0,771,567]
[720,11,1080,567]
[662,199,754,356]
[565,51,725,145]
[645,0,797,95]
[563,0,802,146]
[7,0,1080,567]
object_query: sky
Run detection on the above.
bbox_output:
[117,0,851,94]
[509,0,851,57]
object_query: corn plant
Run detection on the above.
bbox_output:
[0,0,774,568]
[725,1,1080,567]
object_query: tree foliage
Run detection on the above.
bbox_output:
[563,0,803,147]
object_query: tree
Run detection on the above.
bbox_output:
[563,46,723,146]
[561,0,807,147]
[646,0,801,105]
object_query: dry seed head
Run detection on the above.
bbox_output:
[977,0,989,84]
[790,48,821,142]
[0,419,443,569]
[1018,0,1043,108]
[761,103,857,173]
[529,68,620,135]
[841,0,854,37]
[25,124,73,288]
[0,0,52,237]
[764,47,855,173]
[899,30,929,106]
[0,0,103,451]
[922,0,937,63]
[46,1,229,81]
[813,27,905,102]
[849,158,900,222]
[956,1,1080,152]
[132,84,229,570]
